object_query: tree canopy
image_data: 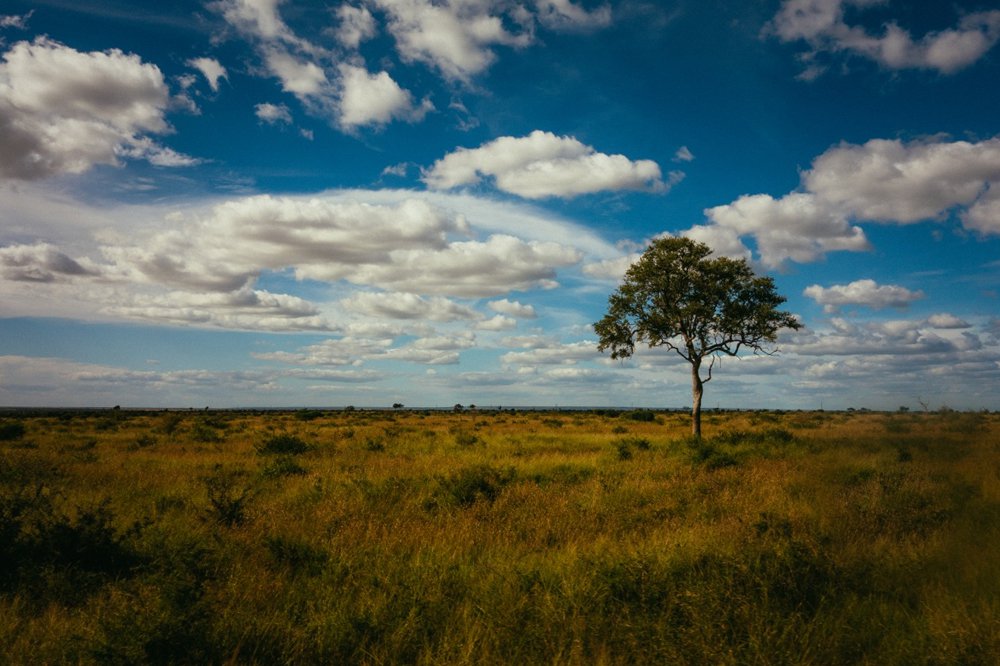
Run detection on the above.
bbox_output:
[594,237,800,437]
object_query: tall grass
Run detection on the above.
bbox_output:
[0,409,998,663]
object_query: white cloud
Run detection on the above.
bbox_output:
[926,313,971,329]
[341,291,480,321]
[692,135,1000,267]
[216,1,432,131]
[105,287,331,331]
[704,192,870,268]
[961,186,1000,236]
[336,234,581,297]
[214,0,299,44]
[673,145,694,162]
[0,38,193,179]
[0,243,99,282]
[488,298,536,319]
[766,1,1000,75]
[533,0,611,31]
[1,189,605,331]
[581,254,642,280]
[255,331,475,367]
[476,314,516,331]
[371,0,533,82]
[337,63,432,129]
[0,11,32,29]
[187,57,228,92]
[334,4,377,48]
[803,279,925,313]
[804,137,1000,223]
[105,195,465,292]
[255,101,293,124]
[423,130,667,199]
[501,340,600,366]
[263,47,329,96]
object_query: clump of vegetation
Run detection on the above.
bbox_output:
[202,465,254,526]
[261,456,308,478]
[626,410,656,422]
[433,464,516,507]
[614,436,651,460]
[256,433,309,455]
[0,421,26,441]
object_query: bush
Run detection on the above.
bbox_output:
[0,421,26,441]
[257,433,309,455]
[265,534,328,576]
[627,410,656,422]
[433,464,516,508]
[202,465,254,526]
[0,490,145,602]
[261,456,308,478]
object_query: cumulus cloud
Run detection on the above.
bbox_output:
[704,193,870,268]
[104,195,466,292]
[214,0,301,45]
[335,234,581,297]
[488,298,536,319]
[187,57,228,91]
[804,137,1000,223]
[105,287,332,331]
[341,291,480,321]
[501,340,600,366]
[0,37,194,179]
[368,0,610,81]
[787,317,985,359]
[1,189,604,331]
[804,279,925,313]
[423,130,668,199]
[581,255,637,281]
[691,135,1000,267]
[334,4,377,48]
[214,1,431,131]
[0,243,100,283]
[263,47,329,96]
[255,331,474,367]
[337,63,432,129]
[476,314,517,331]
[926,313,971,329]
[255,101,293,124]
[961,186,1000,236]
[766,0,1000,76]
[370,0,533,81]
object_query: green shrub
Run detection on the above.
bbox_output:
[453,430,479,447]
[0,421,26,441]
[265,534,327,576]
[257,433,309,455]
[433,464,516,507]
[261,456,308,478]
[627,410,656,422]
[202,465,254,526]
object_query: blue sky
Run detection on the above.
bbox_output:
[2,0,999,410]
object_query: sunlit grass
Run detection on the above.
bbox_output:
[1,408,998,663]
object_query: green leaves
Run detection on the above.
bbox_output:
[595,238,799,363]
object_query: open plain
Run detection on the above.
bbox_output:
[1,408,998,664]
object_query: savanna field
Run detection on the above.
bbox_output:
[1,408,998,664]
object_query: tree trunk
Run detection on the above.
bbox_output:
[691,361,703,439]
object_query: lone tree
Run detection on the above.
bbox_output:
[594,237,800,438]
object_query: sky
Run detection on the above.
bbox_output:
[1,0,999,410]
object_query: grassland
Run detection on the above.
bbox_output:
[1,407,998,664]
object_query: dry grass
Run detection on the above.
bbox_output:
[1,408,998,664]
